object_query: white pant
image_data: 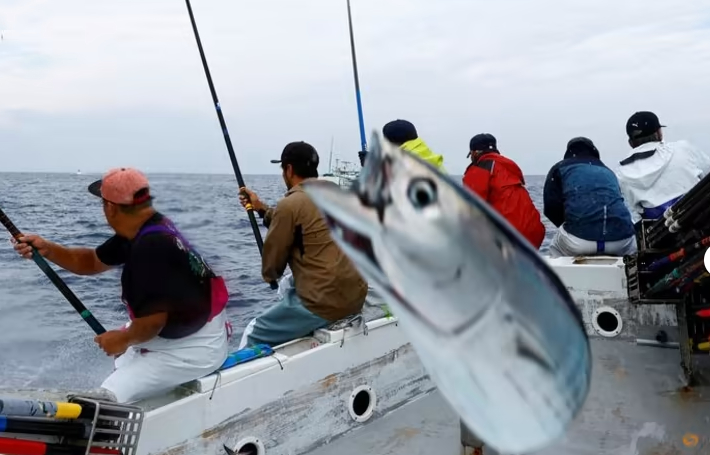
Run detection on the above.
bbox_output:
[548,225,637,258]
[101,311,229,403]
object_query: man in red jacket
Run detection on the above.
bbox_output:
[462,133,545,249]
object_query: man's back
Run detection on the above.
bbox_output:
[463,153,545,248]
[401,138,447,172]
[545,157,634,242]
[263,182,367,322]
[616,140,710,222]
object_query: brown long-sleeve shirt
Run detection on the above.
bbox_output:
[259,179,367,322]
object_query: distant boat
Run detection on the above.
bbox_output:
[321,137,359,188]
[76,169,82,175]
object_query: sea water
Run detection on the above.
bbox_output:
[0,172,553,391]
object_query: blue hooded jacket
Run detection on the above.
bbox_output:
[543,139,635,242]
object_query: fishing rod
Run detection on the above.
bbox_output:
[646,252,705,296]
[346,0,368,166]
[648,235,710,271]
[183,0,277,290]
[0,207,106,335]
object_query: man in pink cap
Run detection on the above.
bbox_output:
[13,168,230,403]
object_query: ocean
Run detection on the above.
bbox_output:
[0,172,555,392]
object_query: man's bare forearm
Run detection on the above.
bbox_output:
[45,242,108,275]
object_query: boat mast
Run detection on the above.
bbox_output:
[346,0,367,159]
[328,136,334,173]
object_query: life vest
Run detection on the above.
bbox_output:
[122,219,231,339]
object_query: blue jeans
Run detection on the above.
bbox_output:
[239,288,329,349]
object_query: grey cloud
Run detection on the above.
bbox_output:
[1,0,710,175]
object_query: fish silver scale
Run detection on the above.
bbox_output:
[303,131,591,454]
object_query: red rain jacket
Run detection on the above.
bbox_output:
[462,152,545,249]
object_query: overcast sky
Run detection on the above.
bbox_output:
[1,0,709,175]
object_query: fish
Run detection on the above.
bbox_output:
[301,131,592,454]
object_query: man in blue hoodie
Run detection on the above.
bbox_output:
[543,137,636,258]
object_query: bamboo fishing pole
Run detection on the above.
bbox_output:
[0,207,106,335]
[183,0,277,289]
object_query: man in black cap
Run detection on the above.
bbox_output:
[544,137,636,257]
[462,133,545,249]
[237,141,367,348]
[382,119,447,171]
[616,111,710,223]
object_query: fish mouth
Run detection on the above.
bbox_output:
[322,212,379,269]
[302,178,387,281]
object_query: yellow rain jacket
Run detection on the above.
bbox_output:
[401,138,447,173]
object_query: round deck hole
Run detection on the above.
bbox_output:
[592,306,622,338]
[232,437,264,455]
[348,385,377,423]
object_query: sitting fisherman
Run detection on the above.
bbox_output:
[13,168,229,403]
[462,133,545,249]
[382,119,447,172]
[543,137,636,257]
[238,141,368,348]
[616,111,710,223]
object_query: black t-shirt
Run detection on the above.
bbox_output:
[95,213,212,339]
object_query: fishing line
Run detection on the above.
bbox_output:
[183,0,277,290]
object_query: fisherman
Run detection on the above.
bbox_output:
[12,168,230,403]
[462,133,545,249]
[237,141,368,348]
[382,119,446,171]
[616,111,710,223]
[544,137,636,257]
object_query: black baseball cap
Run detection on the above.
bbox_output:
[566,137,599,158]
[469,133,497,152]
[270,141,319,168]
[383,119,418,145]
[626,111,666,139]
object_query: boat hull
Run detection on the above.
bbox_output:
[7,256,706,455]
[139,305,434,455]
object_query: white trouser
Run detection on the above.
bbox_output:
[548,225,637,258]
[101,311,229,403]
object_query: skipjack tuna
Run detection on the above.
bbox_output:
[302,132,591,454]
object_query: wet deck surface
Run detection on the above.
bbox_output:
[309,391,461,455]
[309,338,710,455]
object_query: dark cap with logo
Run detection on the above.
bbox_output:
[626,111,666,140]
[469,133,497,152]
[270,141,319,169]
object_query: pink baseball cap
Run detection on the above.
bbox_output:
[88,168,152,205]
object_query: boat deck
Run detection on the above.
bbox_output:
[311,337,710,455]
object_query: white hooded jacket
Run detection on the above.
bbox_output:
[615,140,710,223]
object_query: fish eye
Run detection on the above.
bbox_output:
[407,178,438,209]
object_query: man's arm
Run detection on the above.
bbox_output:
[15,235,112,275]
[543,166,565,228]
[125,312,168,344]
[262,202,295,283]
[462,163,492,202]
[47,244,111,275]
[257,206,275,228]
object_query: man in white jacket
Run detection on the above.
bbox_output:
[616,111,710,224]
